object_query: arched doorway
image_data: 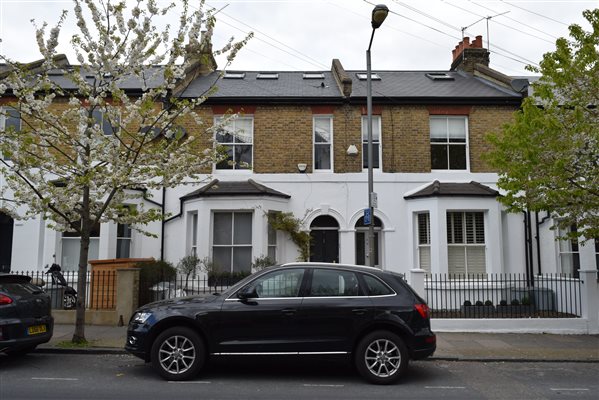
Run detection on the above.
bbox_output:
[0,212,14,272]
[310,215,339,263]
[355,216,383,267]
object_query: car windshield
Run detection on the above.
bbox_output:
[218,267,274,297]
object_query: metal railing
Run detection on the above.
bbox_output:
[12,269,116,310]
[138,274,240,306]
[425,273,582,319]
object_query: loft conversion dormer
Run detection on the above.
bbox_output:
[356,73,381,80]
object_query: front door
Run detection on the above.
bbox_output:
[215,268,306,353]
[0,212,13,273]
[310,229,339,263]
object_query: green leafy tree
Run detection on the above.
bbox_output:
[0,0,250,342]
[487,9,599,240]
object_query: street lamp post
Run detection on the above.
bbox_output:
[366,4,388,268]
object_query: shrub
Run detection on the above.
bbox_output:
[499,299,508,306]
[251,255,276,271]
[136,260,177,305]
[463,300,472,306]
[521,296,531,306]
[484,300,493,306]
[510,299,520,306]
[475,300,484,306]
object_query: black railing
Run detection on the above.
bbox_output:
[138,274,239,306]
[12,269,116,310]
[425,273,582,319]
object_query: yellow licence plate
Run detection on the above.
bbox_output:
[28,325,47,335]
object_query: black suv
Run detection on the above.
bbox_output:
[0,274,54,355]
[126,263,435,384]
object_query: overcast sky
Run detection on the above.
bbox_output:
[0,0,595,76]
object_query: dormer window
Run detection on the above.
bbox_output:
[257,73,279,79]
[356,73,381,81]
[224,72,245,79]
[303,73,324,79]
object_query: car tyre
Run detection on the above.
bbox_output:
[355,330,408,384]
[151,327,205,381]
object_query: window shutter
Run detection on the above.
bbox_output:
[448,247,466,275]
[418,213,430,245]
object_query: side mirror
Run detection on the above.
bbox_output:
[237,286,257,301]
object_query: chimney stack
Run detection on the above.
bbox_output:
[173,31,217,96]
[450,35,489,73]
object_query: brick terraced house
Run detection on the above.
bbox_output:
[2,36,597,277]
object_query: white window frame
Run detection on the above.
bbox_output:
[417,212,431,273]
[92,108,120,136]
[361,115,382,171]
[190,212,199,257]
[267,211,278,262]
[116,222,132,259]
[211,211,253,273]
[313,115,333,172]
[557,224,580,276]
[446,211,486,275]
[213,116,254,171]
[430,116,469,171]
[1,107,21,160]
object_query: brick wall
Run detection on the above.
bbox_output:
[186,102,517,174]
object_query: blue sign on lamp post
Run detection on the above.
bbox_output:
[364,208,371,225]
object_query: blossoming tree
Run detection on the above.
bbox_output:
[486,9,598,241]
[0,0,251,342]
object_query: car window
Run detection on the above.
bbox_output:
[253,269,304,298]
[308,269,361,297]
[362,274,394,296]
[0,282,43,296]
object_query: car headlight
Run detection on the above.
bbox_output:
[132,312,152,324]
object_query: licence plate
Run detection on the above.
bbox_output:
[28,325,47,335]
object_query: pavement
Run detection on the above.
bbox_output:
[38,324,599,362]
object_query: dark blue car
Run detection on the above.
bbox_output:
[126,263,435,384]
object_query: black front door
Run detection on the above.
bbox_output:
[310,230,339,263]
[0,212,13,273]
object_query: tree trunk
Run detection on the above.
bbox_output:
[72,232,90,343]
[72,187,91,343]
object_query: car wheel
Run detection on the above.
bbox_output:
[151,327,205,381]
[63,294,77,309]
[355,330,408,384]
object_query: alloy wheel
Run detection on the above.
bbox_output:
[364,338,401,378]
[158,335,196,375]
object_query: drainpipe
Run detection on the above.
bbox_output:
[160,187,166,261]
[535,211,551,275]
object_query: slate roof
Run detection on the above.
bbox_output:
[404,180,499,199]
[181,179,291,200]
[347,70,522,101]
[180,71,342,101]
[8,64,524,104]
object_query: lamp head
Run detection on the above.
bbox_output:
[371,4,389,29]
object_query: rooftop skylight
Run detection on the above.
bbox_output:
[356,73,381,81]
[257,73,279,79]
[425,73,454,81]
[303,73,325,79]
[224,72,246,79]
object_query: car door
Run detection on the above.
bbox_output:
[296,268,373,353]
[214,268,306,354]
